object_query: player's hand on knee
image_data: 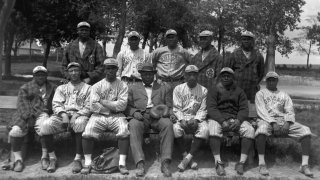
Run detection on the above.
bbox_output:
[229,119,240,131]
[222,121,230,132]
[281,121,290,135]
[271,122,281,136]
[133,112,144,121]
[180,120,188,130]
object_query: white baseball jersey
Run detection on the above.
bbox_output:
[173,83,207,122]
[255,88,295,124]
[53,82,91,116]
[116,48,149,79]
[90,78,128,116]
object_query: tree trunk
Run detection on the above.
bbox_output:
[112,0,127,58]
[43,40,52,68]
[29,39,33,61]
[149,33,154,53]
[306,41,312,69]
[142,32,149,49]
[13,40,18,57]
[4,23,16,77]
[0,0,15,81]
[102,39,107,57]
[266,34,276,72]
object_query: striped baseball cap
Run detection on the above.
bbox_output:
[199,30,213,37]
[219,67,234,75]
[103,58,118,67]
[185,65,199,73]
[165,29,177,37]
[265,71,279,79]
[67,62,80,70]
[33,66,47,74]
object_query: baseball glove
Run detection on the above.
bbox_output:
[150,104,169,119]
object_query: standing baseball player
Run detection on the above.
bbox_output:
[37,62,91,173]
[62,21,105,85]
[5,66,56,172]
[117,31,149,85]
[191,30,222,89]
[172,65,208,172]
[80,58,130,175]
[223,31,264,114]
[125,63,174,177]
[207,67,255,176]
[150,29,192,89]
[255,72,313,177]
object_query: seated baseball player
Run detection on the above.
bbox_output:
[81,58,130,175]
[173,65,209,172]
[5,66,56,172]
[126,63,174,177]
[37,62,91,173]
[207,67,255,176]
[255,71,313,177]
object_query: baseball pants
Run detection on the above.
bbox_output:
[208,119,255,139]
[82,113,130,140]
[173,121,209,139]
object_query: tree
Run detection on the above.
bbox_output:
[0,0,16,81]
[112,0,127,58]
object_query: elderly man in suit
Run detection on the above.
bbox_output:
[126,63,174,177]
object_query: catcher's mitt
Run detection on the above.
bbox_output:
[150,104,169,119]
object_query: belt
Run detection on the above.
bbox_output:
[121,76,142,82]
[159,76,184,82]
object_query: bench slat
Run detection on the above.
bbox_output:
[0,96,18,109]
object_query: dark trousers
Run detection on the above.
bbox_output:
[129,114,174,165]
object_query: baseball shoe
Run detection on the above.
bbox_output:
[258,164,269,176]
[41,157,50,170]
[178,157,190,172]
[299,165,313,178]
[161,159,172,177]
[13,160,24,172]
[215,161,226,176]
[235,162,244,175]
[189,159,198,170]
[119,165,129,175]
[72,159,82,174]
[1,159,14,171]
[80,165,91,175]
[135,161,145,177]
[47,159,57,173]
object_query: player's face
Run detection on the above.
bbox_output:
[77,27,90,39]
[166,34,178,48]
[104,65,118,82]
[266,77,278,91]
[68,66,81,82]
[185,72,198,88]
[140,71,155,85]
[33,72,47,86]
[241,36,254,51]
[199,36,212,49]
[128,36,140,50]
[220,72,233,87]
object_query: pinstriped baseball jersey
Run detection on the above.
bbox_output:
[53,82,91,116]
[173,83,207,122]
[255,88,295,124]
[90,78,128,116]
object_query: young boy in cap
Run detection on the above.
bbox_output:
[172,65,209,172]
[255,71,313,177]
[37,62,92,173]
[62,21,105,85]
[81,58,130,175]
[117,31,149,85]
[150,29,192,90]
[191,30,222,89]
[125,62,174,177]
[207,67,255,176]
[5,66,56,172]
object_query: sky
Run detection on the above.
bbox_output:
[276,0,320,65]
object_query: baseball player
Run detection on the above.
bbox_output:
[125,63,174,177]
[117,31,149,85]
[207,67,255,176]
[80,58,130,175]
[62,21,105,85]
[172,65,208,172]
[150,29,192,89]
[37,62,91,173]
[5,66,56,172]
[255,72,313,177]
[190,30,222,89]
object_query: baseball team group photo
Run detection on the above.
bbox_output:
[0,0,320,179]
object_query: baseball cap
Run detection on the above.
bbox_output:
[219,67,234,75]
[138,63,157,73]
[241,30,255,39]
[185,65,199,73]
[67,62,81,70]
[33,66,47,74]
[77,21,90,29]
[265,71,279,79]
[128,31,140,39]
[165,29,177,37]
[103,58,118,67]
[199,30,213,37]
